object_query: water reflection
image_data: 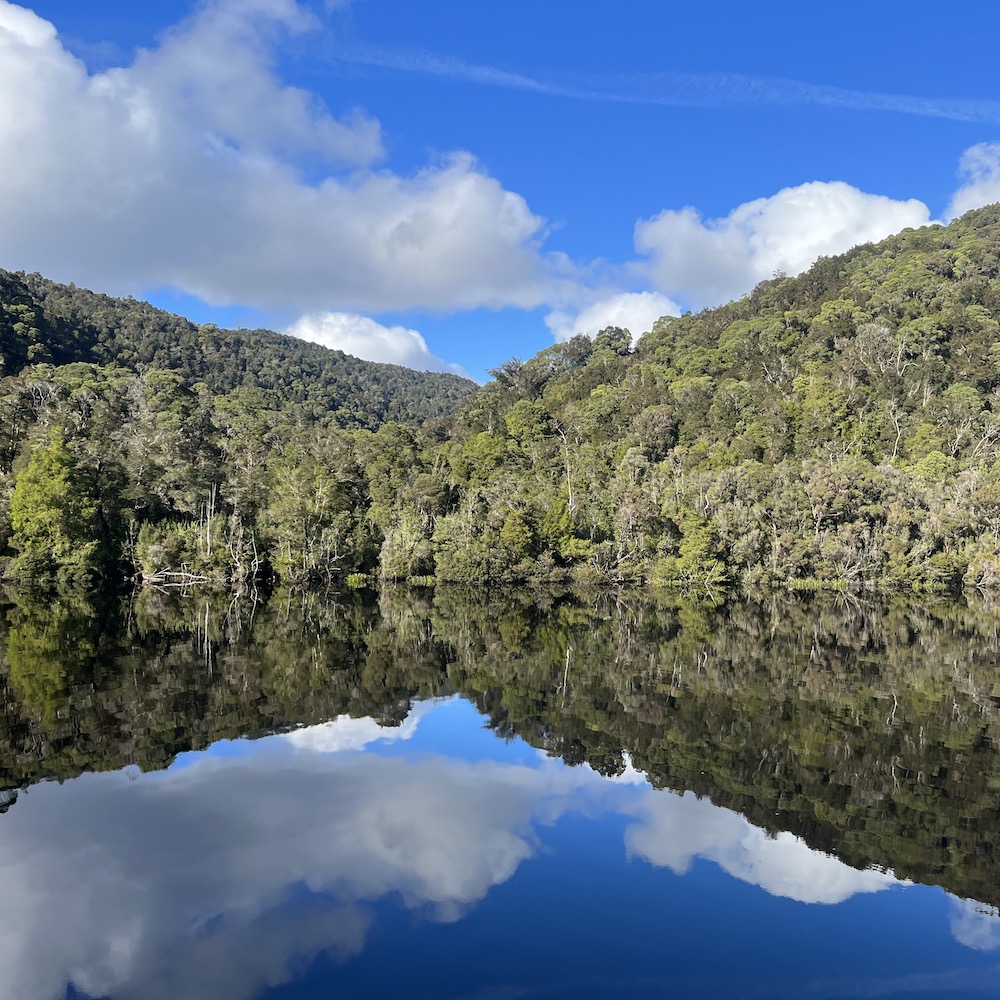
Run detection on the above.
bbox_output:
[0,700,967,1000]
[281,696,446,753]
[3,587,1000,997]
[625,789,901,904]
[950,899,1000,953]
[0,712,540,999]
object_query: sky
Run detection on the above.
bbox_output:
[4,2,1000,381]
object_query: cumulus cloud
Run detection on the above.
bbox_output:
[0,0,564,314]
[285,312,467,374]
[947,142,1000,219]
[949,898,1000,952]
[3,0,994,374]
[281,697,450,752]
[544,290,679,342]
[625,789,902,905]
[635,181,932,309]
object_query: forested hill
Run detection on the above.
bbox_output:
[9,206,1000,592]
[0,269,475,428]
[423,202,1000,591]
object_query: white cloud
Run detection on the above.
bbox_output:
[0,0,566,315]
[2,0,994,373]
[544,290,679,342]
[947,142,1000,219]
[134,0,383,167]
[285,313,467,374]
[635,181,932,309]
[949,898,1000,952]
[625,790,902,905]
[282,697,450,752]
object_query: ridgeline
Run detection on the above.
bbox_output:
[0,269,474,429]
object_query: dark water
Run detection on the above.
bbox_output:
[3,587,1000,999]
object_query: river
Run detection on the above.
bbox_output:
[1,586,998,999]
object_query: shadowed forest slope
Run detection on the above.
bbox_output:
[0,268,475,429]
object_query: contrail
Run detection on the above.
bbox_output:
[335,44,1000,125]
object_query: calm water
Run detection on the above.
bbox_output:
[2,587,1000,999]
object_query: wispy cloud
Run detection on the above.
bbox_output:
[336,44,1000,124]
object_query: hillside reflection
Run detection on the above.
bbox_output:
[3,584,1000,914]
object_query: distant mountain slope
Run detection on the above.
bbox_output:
[0,269,474,429]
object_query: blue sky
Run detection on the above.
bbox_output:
[5,1,1000,380]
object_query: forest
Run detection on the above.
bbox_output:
[7,204,1000,592]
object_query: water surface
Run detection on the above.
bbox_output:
[2,588,999,999]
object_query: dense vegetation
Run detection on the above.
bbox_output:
[0,269,475,586]
[0,268,474,429]
[431,203,1000,592]
[8,205,1000,591]
[3,586,1000,909]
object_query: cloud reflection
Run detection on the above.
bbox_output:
[280,695,449,753]
[625,789,901,904]
[949,898,1000,952]
[0,751,553,1000]
[0,703,921,1000]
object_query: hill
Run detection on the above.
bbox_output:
[0,269,475,429]
[7,206,1000,592]
[376,203,1000,591]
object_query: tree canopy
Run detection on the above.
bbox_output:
[8,205,1000,592]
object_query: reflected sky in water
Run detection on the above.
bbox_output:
[2,698,998,1000]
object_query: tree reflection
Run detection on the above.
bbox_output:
[2,584,1000,907]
